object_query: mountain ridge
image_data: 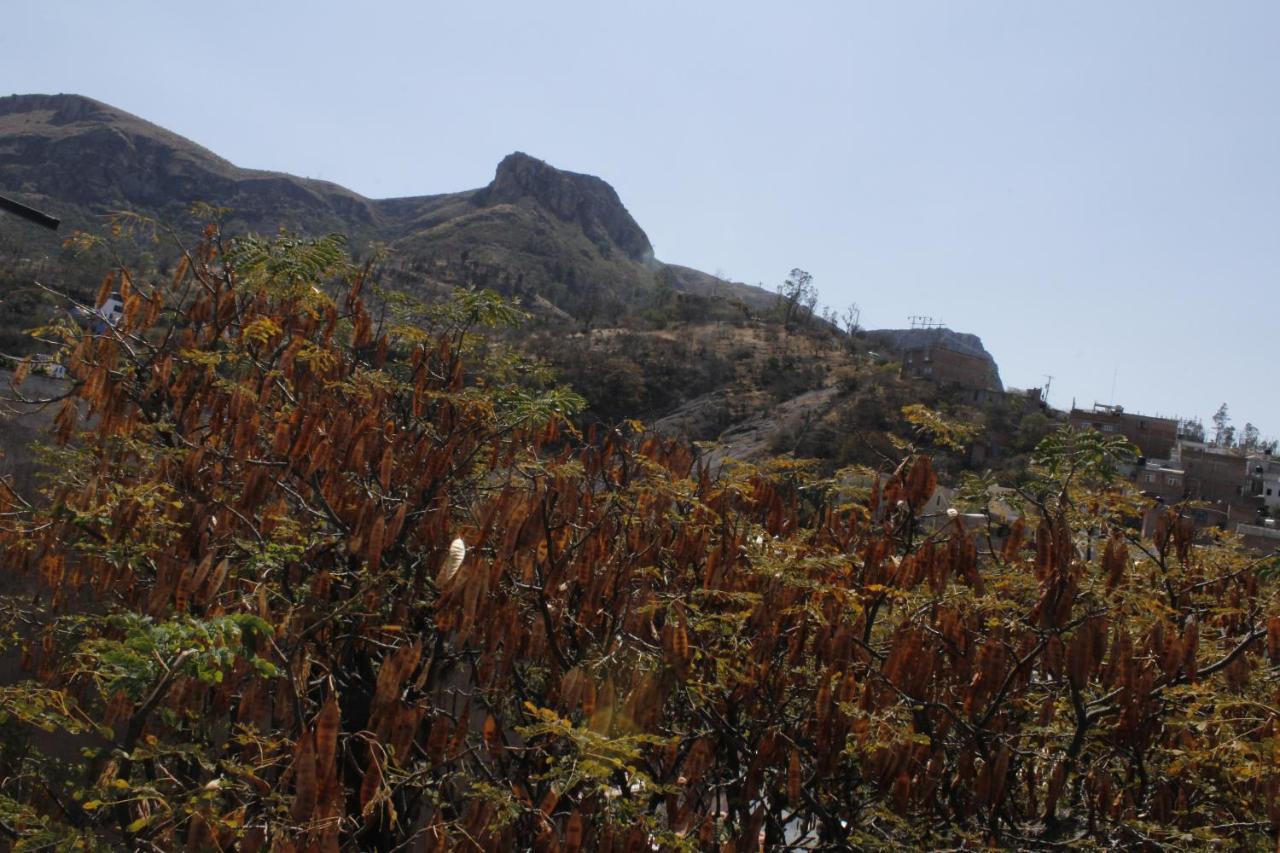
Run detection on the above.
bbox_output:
[0,93,777,319]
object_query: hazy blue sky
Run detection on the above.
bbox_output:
[6,2,1280,435]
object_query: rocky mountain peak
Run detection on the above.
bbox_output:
[476,152,653,263]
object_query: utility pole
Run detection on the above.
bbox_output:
[1043,374,1054,407]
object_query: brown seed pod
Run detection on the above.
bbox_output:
[538,786,560,817]
[671,619,691,674]
[425,717,451,764]
[563,811,584,853]
[1182,615,1199,682]
[483,713,501,753]
[200,558,231,605]
[173,563,196,614]
[291,731,318,822]
[365,515,386,573]
[378,446,394,491]
[386,502,409,546]
[1102,535,1127,591]
[315,696,340,782]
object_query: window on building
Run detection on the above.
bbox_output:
[1167,477,1178,486]
[1145,474,1156,483]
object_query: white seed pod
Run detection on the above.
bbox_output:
[946,507,959,519]
[438,537,466,586]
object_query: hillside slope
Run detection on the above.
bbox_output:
[0,94,1040,475]
[0,94,379,236]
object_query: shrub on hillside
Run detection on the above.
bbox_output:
[0,228,1277,850]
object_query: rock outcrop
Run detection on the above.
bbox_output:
[476,152,653,263]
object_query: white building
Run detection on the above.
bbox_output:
[1246,455,1280,511]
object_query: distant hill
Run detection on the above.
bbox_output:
[0,93,773,324]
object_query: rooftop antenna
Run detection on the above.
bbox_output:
[1043,374,1053,405]
[0,193,60,231]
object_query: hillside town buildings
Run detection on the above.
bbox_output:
[868,327,1278,555]
[1101,418,1280,553]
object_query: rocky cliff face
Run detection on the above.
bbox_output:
[476,152,654,264]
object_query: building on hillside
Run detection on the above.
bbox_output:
[902,345,1001,399]
[1130,458,1185,504]
[1068,403,1178,459]
[1172,440,1246,505]
[867,328,1003,397]
[1140,504,1230,539]
[71,294,124,333]
[1245,454,1280,512]
[916,485,1021,554]
[918,486,955,522]
[1016,387,1045,406]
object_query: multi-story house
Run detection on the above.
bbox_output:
[1131,458,1186,503]
[1245,454,1280,512]
[1172,440,1247,505]
[1068,404,1178,459]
